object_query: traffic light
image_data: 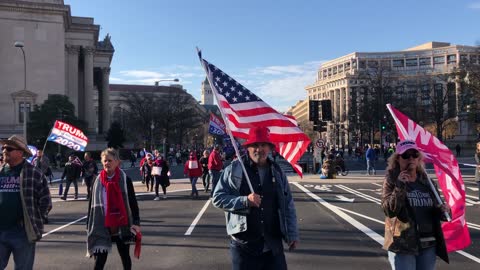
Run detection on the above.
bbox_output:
[309,100,320,121]
[313,121,327,132]
[381,124,386,130]
[320,100,332,121]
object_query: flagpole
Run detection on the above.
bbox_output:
[197,48,254,194]
[387,104,451,221]
[425,172,452,221]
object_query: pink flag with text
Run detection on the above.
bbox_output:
[387,104,470,252]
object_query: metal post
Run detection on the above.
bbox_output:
[15,42,27,139]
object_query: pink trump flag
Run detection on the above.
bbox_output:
[387,104,471,252]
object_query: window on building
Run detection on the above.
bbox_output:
[380,60,390,67]
[434,56,445,65]
[338,65,343,73]
[333,67,337,75]
[367,60,378,68]
[345,62,351,70]
[358,60,366,69]
[419,57,431,66]
[447,54,457,64]
[352,59,357,68]
[19,102,31,123]
[459,54,468,64]
[328,68,332,76]
[392,59,404,67]
[406,58,418,67]
[470,55,478,64]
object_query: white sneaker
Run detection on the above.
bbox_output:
[163,195,167,199]
[153,196,160,201]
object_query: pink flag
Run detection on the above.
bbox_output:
[387,104,471,252]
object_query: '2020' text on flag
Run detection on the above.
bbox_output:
[47,120,88,151]
[387,104,471,252]
[209,112,226,136]
[200,56,310,176]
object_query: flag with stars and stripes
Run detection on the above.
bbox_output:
[199,56,310,176]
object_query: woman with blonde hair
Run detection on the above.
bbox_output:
[381,140,450,270]
[87,148,140,270]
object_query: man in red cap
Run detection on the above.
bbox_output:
[212,127,298,270]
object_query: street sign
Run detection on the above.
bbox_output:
[315,139,325,149]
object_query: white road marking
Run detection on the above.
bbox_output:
[42,216,87,238]
[296,182,480,264]
[293,182,383,245]
[185,199,212,236]
[335,195,354,203]
[467,187,479,192]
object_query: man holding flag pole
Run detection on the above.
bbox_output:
[198,50,301,269]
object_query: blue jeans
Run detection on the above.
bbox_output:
[230,240,287,270]
[388,247,436,270]
[0,225,36,270]
[366,160,376,175]
[190,177,199,196]
[210,170,221,196]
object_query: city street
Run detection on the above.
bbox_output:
[7,166,480,270]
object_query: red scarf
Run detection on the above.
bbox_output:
[100,167,128,228]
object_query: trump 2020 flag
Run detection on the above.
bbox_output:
[47,120,88,151]
[209,113,226,136]
[199,53,310,176]
[387,104,471,252]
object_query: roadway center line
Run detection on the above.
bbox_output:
[185,199,211,236]
[296,182,480,264]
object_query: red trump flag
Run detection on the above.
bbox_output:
[387,104,471,252]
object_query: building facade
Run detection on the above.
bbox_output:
[305,42,479,147]
[0,0,113,139]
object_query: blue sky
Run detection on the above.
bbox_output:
[64,0,480,112]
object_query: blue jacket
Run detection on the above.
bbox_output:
[366,148,376,160]
[212,156,299,244]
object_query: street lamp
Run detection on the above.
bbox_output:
[14,41,27,140]
[150,120,155,151]
[151,78,179,152]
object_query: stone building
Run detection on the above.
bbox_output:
[0,0,113,142]
[305,41,480,147]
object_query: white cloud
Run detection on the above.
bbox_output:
[468,2,480,9]
[111,61,325,112]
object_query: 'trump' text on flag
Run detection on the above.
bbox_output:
[200,56,310,176]
[47,120,89,151]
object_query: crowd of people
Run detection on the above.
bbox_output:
[0,132,476,270]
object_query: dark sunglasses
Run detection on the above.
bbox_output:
[400,151,419,159]
[3,146,21,152]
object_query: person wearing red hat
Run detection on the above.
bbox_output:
[212,127,299,270]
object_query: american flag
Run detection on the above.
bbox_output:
[200,57,310,176]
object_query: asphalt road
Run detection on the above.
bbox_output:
[6,169,480,270]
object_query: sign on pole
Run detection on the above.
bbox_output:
[315,139,325,149]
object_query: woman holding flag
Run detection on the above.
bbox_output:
[381,139,450,269]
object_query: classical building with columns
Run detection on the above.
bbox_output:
[0,0,112,143]
[305,41,479,147]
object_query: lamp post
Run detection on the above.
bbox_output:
[151,78,179,152]
[14,41,27,140]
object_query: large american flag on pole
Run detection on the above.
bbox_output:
[200,56,310,176]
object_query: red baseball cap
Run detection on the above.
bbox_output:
[242,127,275,148]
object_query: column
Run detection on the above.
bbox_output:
[66,45,80,116]
[83,46,95,133]
[101,67,111,133]
[339,87,345,122]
